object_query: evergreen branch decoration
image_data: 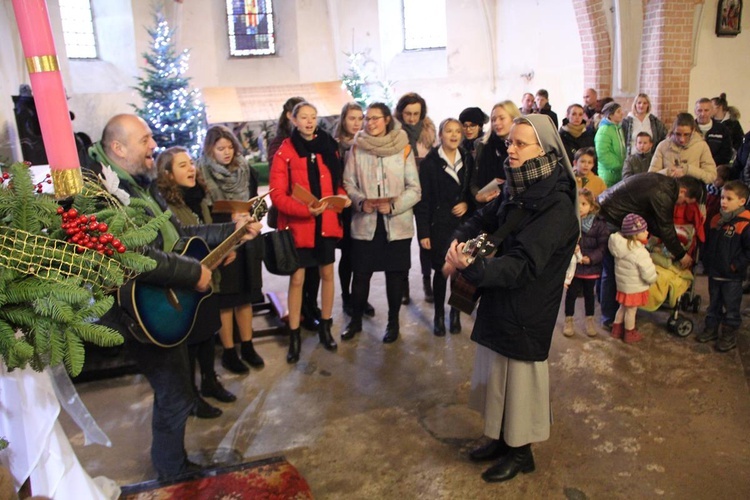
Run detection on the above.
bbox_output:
[0,163,162,376]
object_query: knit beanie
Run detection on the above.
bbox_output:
[459,107,489,126]
[621,213,648,236]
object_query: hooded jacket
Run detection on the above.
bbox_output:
[608,232,658,293]
[594,118,626,187]
[648,132,717,183]
[452,114,578,361]
[704,209,750,280]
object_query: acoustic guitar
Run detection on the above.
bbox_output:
[448,233,498,315]
[118,195,269,347]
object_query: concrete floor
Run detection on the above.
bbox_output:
[60,240,750,499]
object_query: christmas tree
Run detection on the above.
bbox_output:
[132,10,207,156]
[341,51,371,108]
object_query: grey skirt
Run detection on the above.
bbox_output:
[469,344,552,447]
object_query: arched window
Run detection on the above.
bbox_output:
[226,0,276,56]
[403,0,446,50]
[59,0,98,59]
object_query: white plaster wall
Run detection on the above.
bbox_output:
[689,0,750,132]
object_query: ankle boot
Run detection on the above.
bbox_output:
[191,396,222,419]
[585,316,598,337]
[402,277,411,305]
[221,347,249,374]
[318,318,338,351]
[201,373,236,403]
[341,319,362,340]
[287,327,301,364]
[716,325,737,352]
[469,438,510,462]
[342,294,353,317]
[696,324,719,343]
[610,322,624,340]
[423,275,434,303]
[383,320,399,343]
[449,308,461,334]
[364,302,376,317]
[623,328,643,344]
[433,310,446,336]
[481,444,535,483]
[240,340,265,367]
[563,317,575,337]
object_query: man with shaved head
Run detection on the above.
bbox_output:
[583,88,598,121]
[88,114,261,479]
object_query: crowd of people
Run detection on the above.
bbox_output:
[82,86,749,484]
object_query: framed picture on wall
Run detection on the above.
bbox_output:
[716,0,742,37]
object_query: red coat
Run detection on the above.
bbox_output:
[269,138,344,248]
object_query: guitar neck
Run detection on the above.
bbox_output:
[202,223,248,269]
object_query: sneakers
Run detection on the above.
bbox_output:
[623,328,643,344]
[696,325,719,343]
[716,326,738,352]
[563,317,575,337]
[585,317,598,337]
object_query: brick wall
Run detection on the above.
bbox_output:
[572,0,612,98]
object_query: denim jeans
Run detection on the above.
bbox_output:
[706,278,743,330]
[599,249,618,324]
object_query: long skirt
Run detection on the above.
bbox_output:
[469,344,551,447]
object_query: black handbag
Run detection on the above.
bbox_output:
[263,230,300,275]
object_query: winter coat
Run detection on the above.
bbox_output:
[703,209,750,280]
[576,216,610,278]
[621,152,653,179]
[269,137,345,249]
[699,119,733,166]
[414,146,473,268]
[621,114,668,157]
[575,172,607,197]
[721,117,745,152]
[738,131,750,182]
[595,118,626,187]
[608,232,657,294]
[598,173,686,260]
[537,104,559,129]
[648,132,717,183]
[343,139,421,242]
[453,165,578,362]
[559,125,595,165]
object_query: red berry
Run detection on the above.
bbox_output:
[80,216,89,224]
[105,249,114,256]
[67,208,78,218]
[96,243,105,251]
[56,206,64,214]
[117,246,126,253]
[89,215,97,221]
[75,246,85,253]
[46,179,52,184]
[45,173,51,178]
[112,238,121,247]
[97,223,108,232]
[2,172,9,179]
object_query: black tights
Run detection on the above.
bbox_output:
[338,242,353,301]
[432,270,448,314]
[351,270,407,324]
[564,278,596,317]
[187,336,216,390]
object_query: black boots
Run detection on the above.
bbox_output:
[318,318,338,351]
[240,340,265,367]
[423,275,434,303]
[201,373,236,403]
[383,321,399,343]
[287,327,301,364]
[433,310,446,336]
[192,396,222,419]
[449,308,461,334]
[402,277,411,305]
[469,438,510,462]
[221,347,249,374]
[481,444,535,483]
[341,320,362,341]
[717,326,738,352]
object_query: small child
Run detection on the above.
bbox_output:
[608,213,658,343]
[563,189,610,337]
[697,181,750,352]
[621,132,654,179]
[673,176,705,248]
[704,164,731,237]
[573,147,607,197]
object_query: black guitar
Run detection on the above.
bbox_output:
[448,233,498,315]
[118,194,269,347]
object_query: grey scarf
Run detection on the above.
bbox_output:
[198,154,250,204]
[354,128,410,157]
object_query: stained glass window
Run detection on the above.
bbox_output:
[59,0,98,59]
[226,0,276,56]
[403,0,446,50]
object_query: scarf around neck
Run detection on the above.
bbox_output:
[562,123,586,139]
[180,185,206,221]
[718,206,745,226]
[401,121,423,156]
[199,154,250,205]
[354,128,410,158]
[581,213,595,233]
[290,127,341,197]
[504,152,558,198]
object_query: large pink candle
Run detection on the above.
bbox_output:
[12,0,82,197]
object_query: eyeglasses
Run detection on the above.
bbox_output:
[505,139,539,150]
[365,116,384,122]
[462,123,479,129]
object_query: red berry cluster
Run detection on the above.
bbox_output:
[57,207,126,255]
[34,173,52,193]
[0,172,9,184]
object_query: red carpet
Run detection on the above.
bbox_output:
[119,456,313,499]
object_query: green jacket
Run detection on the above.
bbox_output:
[595,119,626,187]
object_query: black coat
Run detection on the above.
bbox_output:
[702,119,733,166]
[453,165,578,361]
[597,173,685,260]
[414,147,473,269]
[558,126,596,165]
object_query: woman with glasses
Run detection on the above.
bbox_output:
[445,114,578,483]
[269,101,350,363]
[415,118,472,336]
[648,112,717,183]
[459,107,489,159]
[594,101,626,187]
[471,101,521,205]
[341,103,421,343]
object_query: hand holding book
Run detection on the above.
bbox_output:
[292,183,351,213]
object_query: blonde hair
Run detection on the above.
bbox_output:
[483,100,522,144]
[631,93,652,115]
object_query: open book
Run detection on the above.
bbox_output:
[211,191,272,219]
[292,183,349,213]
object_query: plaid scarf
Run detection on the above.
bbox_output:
[504,152,558,198]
